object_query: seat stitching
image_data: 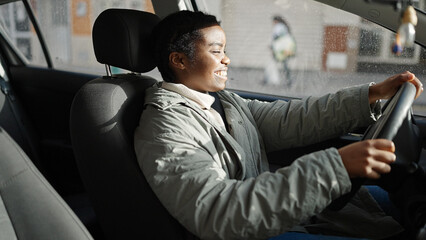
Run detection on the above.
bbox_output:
[0,169,29,189]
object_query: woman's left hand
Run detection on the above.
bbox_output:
[369,71,423,104]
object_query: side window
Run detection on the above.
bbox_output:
[1,0,155,75]
[201,0,426,114]
[0,1,47,67]
[31,0,155,74]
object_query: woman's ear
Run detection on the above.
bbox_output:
[169,52,186,70]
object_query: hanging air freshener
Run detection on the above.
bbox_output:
[392,5,417,55]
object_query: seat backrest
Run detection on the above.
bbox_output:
[70,9,189,239]
[0,127,93,240]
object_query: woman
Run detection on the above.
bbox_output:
[134,10,423,240]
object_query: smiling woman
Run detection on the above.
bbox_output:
[134,9,425,240]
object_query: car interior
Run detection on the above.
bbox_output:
[0,0,426,239]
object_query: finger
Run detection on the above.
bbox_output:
[398,71,423,99]
[368,139,395,153]
[371,149,396,164]
[389,71,413,84]
[409,75,424,99]
[401,71,415,81]
[370,159,392,174]
[366,167,381,179]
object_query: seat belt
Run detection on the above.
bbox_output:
[0,75,42,171]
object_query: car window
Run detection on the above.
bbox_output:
[0,1,47,67]
[200,0,426,115]
[0,0,155,75]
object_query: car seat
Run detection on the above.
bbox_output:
[0,126,93,240]
[70,9,190,239]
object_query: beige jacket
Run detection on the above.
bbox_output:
[134,83,402,240]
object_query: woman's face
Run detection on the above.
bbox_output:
[177,25,230,92]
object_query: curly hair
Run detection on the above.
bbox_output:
[151,11,220,82]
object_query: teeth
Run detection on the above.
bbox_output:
[215,71,227,77]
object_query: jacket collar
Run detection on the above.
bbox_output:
[161,82,215,110]
[145,82,227,131]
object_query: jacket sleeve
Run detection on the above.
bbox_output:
[243,84,379,152]
[135,112,351,240]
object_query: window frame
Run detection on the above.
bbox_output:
[0,0,52,68]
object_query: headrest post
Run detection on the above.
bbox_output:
[105,64,112,77]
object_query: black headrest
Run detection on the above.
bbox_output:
[93,9,160,73]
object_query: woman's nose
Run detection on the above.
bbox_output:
[222,54,230,65]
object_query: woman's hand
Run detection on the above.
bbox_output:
[338,139,396,179]
[369,71,423,104]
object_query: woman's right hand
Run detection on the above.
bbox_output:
[338,139,396,179]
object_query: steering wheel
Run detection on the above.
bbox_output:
[328,82,422,211]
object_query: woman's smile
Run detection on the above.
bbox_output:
[214,69,228,80]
